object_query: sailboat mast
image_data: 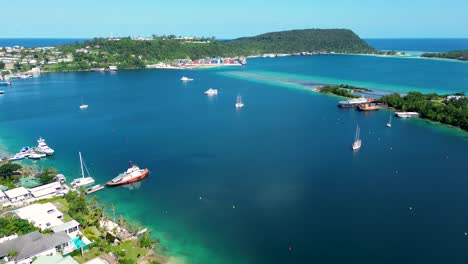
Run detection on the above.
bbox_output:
[79,152,85,178]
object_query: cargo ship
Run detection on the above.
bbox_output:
[107,162,149,186]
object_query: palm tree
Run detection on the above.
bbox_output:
[110,204,116,223]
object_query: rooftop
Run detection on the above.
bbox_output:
[51,220,80,233]
[4,186,29,199]
[33,255,79,264]
[0,231,70,261]
[29,182,64,198]
[16,202,64,230]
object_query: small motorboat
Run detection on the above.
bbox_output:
[204,88,218,95]
[8,153,28,161]
[80,104,89,109]
[180,76,194,82]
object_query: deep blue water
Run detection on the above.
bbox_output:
[365,38,468,52]
[0,38,89,47]
[0,55,467,264]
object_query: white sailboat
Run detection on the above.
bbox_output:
[352,125,361,151]
[71,152,95,188]
[235,95,244,108]
[80,97,88,109]
[386,115,392,127]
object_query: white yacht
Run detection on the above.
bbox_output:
[29,152,46,159]
[386,115,392,127]
[37,137,55,155]
[9,153,29,161]
[352,125,361,151]
[204,88,218,96]
[180,76,194,82]
[71,152,95,188]
[235,95,244,108]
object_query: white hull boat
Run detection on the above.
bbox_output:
[71,152,95,188]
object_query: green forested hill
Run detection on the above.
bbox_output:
[226,29,376,54]
[43,29,377,71]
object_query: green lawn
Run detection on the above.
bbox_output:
[73,240,149,264]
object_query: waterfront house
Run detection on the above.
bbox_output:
[28,182,67,200]
[447,95,464,101]
[16,203,64,230]
[51,220,80,238]
[0,231,72,264]
[4,187,31,203]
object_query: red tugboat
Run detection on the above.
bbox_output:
[107,162,149,186]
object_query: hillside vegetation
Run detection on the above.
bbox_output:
[421,50,468,61]
[43,29,377,71]
[226,29,376,54]
[378,92,468,130]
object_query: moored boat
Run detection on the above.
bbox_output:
[395,112,419,118]
[338,96,369,108]
[37,137,54,155]
[358,103,380,111]
[71,152,95,188]
[28,152,46,159]
[8,152,29,161]
[107,162,149,186]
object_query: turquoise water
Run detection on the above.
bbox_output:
[0,55,467,264]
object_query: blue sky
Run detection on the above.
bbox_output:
[2,0,467,38]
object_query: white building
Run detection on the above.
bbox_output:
[16,203,64,230]
[29,182,67,200]
[4,187,31,203]
[51,220,80,238]
[0,231,73,264]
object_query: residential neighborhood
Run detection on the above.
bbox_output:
[0,161,157,264]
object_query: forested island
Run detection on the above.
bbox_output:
[317,84,372,98]
[421,50,468,61]
[37,29,378,72]
[378,92,468,130]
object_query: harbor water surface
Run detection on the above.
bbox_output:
[0,52,467,264]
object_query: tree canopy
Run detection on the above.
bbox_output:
[379,92,468,130]
[422,50,468,61]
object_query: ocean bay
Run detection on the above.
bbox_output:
[0,54,467,264]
